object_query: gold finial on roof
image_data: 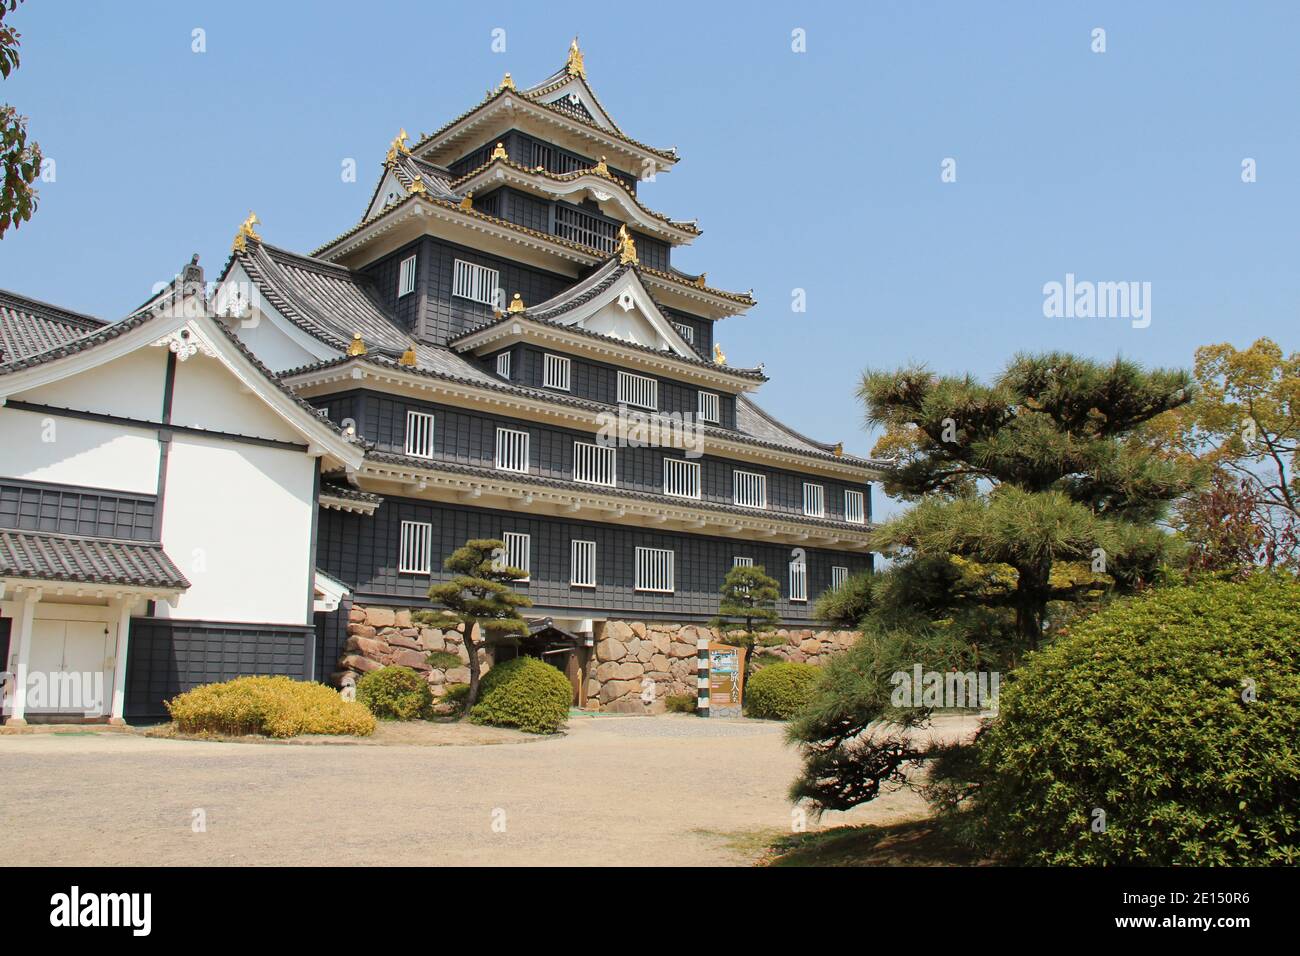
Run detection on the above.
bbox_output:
[346,333,367,357]
[459,191,473,211]
[616,225,638,266]
[232,211,261,252]
[566,37,586,79]
[694,273,707,289]
[833,442,844,457]
[507,293,526,313]
[713,342,727,365]
[385,128,411,167]
[490,141,508,161]
[399,343,418,367]
[499,72,515,92]
[593,156,611,178]
[407,174,426,195]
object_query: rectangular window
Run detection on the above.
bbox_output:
[663,458,702,499]
[789,559,808,602]
[495,427,530,473]
[404,410,435,459]
[672,321,695,344]
[398,520,432,574]
[698,391,720,424]
[803,482,825,517]
[502,531,530,581]
[831,566,849,590]
[733,470,767,509]
[452,259,500,306]
[617,370,658,410]
[398,254,417,297]
[635,546,675,593]
[844,489,866,524]
[573,440,617,487]
[496,351,511,379]
[733,556,754,568]
[543,353,571,391]
[571,539,596,588]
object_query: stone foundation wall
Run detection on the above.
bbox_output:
[332,605,490,704]
[588,621,858,714]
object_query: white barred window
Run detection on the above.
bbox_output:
[452,259,500,306]
[398,254,417,297]
[698,391,720,424]
[663,458,701,499]
[496,351,511,379]
[789,559,808,602]
[635,546,675,593]
[503,531,530,581]
[495,427,530,473]
[672,321,695,344]
[570,539,597,588]
[398,521,432,575]
[543,353,571,391]
[803,482,825,517]
[733,470,767,509]
[573,440,617,487]
[733,556,754,568]
[404,410,435,459]
[831,566,849,590]
[617,370,658,409]
[844,489,866,524]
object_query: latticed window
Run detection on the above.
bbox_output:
[618,370,658,409]
[553,203,617,252]
[496,351,512,379]
[663,458,701,499]
[733,556,754,568]
[398,255,417,297]
[452,259,499,306]
[398,521,432,575]
[635,546,674,593]
[733,470,767,509]
[573,441,617,487]
[543,353,571,391]
[831,566,849,589]
[672,321,695,344]
[503,531,530,581]
[495,427,530,473]
[698,391,720,424]
[571,539,596,587]
[789,559,808,602]
[404,410,435,459]
[844,489,866,524]
[803,482,825,517]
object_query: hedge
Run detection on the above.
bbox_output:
[744,662,821,720]
[356,665,432,720]
[469,657,572,734]
[166,675,376,738]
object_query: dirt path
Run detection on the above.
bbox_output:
[0,714,980,866]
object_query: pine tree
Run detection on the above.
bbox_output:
[710,564,780,695]
[413,538,531,713]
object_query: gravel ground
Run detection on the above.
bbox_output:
[0,714,980,867]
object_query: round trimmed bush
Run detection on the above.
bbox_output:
[356,665,432,721]
[166,675,375,738]
[744,662,821,720]
[469,657,572,734]
[964,574,1300,865]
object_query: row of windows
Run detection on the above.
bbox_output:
[397,522,851,600]
[401,412,867,522]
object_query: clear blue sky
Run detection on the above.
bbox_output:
[2,1,1297,516]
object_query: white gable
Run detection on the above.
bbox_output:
[533,78,616,131]
[547,270,694,357]
[363,168,412,221]
[214,262,336,373]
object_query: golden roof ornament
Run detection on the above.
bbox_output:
[490,141,508,161]
[499,72,516,92]
[232,211,261,253]
[593,156,611,178]
[385,128,411,167]
[694,273,707,289]
[507,293,526,313]
[459,191,474,211]
[399,343,418,367]
[833,442,844,458]
[407,174,427,195]
[713,343,727,365]
[616,225,639,266]
[566,37,586,79]
[346,333,367,357]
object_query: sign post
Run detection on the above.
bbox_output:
[697,639,746,718]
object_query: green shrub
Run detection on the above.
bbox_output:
[469,657,572,734]
[356,666,432,720]
[960,574,1300,865]
[441,683,470,714]
[814,571,874,629]
[665,693,696,713]
[166,675,375,738]
[745,662,821,720]
[425,650,463,670]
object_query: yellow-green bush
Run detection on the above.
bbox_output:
[166,675,376,738]
[469,657,571,734]
[356,665,432,720]
[744,662,820,720]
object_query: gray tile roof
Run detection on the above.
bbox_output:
[0,530,190,590]
[0,290,105,365]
